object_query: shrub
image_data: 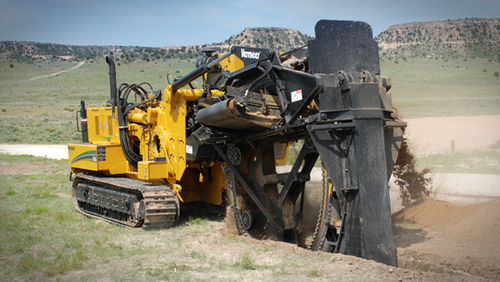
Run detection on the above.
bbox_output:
[233,251,256,270]
[308,269,320,277]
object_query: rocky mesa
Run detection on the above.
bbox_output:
[376,18,500,58]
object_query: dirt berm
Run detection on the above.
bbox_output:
[393,197,500,280]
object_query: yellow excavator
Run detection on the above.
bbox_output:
[68,20,405,266]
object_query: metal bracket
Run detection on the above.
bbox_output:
[211,142,282,231]
[384,120,407,128]
[307,122,357,206]
[277,140,318,208]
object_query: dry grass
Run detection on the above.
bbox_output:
[0,153,477,281]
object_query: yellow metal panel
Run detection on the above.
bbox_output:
[95,144,128,174]
[86,105,120,145]
[138,161,169,180]
[68,143,128,174]
[68,144,98,171]
[218,54,245,73]
[274,142,290,166]
[179,163,226,205]
[200,163,226,205]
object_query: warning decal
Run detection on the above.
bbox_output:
[291,89,303,102]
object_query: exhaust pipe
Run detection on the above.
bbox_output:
[79,100,88,142]
[105,56,117,104]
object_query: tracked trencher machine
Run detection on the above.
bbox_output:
[68,20,405,265]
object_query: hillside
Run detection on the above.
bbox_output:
[0,27,310,63]
[2,19,499,63]
[376,18,500,59]
[0,41,110,61]
[0,41,201,64]
[210,27,312,51]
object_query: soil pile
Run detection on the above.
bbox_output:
[393,197,500,280]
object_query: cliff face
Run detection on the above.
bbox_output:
[375,18,500,58]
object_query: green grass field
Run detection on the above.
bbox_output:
[0,57,201,144]
[380,57,500,119]
[0,153,239,280]
[1,56,499,174]
[416,150,500,175]
[1,56,499,144]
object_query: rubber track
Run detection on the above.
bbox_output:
[72,174,179,229]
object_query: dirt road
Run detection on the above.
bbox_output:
[3,114,498,159]
[405,115,500,157]
[28,61,85,81]
[0,144,67,160]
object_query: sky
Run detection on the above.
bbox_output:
[0,0,498,47]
